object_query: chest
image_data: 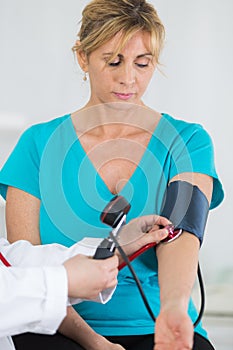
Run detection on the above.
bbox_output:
[78,132,153,194]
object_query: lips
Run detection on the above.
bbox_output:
[113,92,135,100]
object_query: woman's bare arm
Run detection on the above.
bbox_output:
[6,186,41,244]
[59,306,124,350]
[154,173,213,349]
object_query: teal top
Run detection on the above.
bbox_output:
[0,113,224,338]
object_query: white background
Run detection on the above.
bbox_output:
[0,0,233,327]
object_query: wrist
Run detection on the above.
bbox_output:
[159,278,193,312]
[160,293,190,312]
[88,333,113,350]
[71,326,106,350]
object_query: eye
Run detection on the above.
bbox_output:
[136,63,148,68]
[108,60,121,67]
[135,56,151,68]
[105,55,121,67]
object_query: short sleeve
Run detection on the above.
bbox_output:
[169,124,224,210]
[0,126,41,200]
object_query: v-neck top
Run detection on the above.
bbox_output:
[0,112,224,337]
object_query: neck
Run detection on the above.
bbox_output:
[72,102,160,137]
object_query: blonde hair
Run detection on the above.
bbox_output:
[72,0,165,64]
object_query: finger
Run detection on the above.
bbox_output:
[153,215,172,227]
[106,270,118,288]
[139,215,160,231]
[140,227,169,245]
[139,215,172,232]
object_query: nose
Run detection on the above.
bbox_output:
[118,63,136,87]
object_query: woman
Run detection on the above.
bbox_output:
[0,0,224,349]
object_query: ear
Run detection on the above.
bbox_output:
[75,40,88,72]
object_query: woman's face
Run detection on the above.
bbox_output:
[78,31,156,106]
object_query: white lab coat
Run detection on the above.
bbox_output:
[0,237,113,350]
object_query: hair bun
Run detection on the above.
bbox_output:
[133,0,146,4]
[133,0,145,4]
[122,0,146,6]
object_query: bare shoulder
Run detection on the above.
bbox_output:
[6,186,41,244]
[170,173,213,204]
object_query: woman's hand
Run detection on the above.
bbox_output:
[117,215,170,257]
[64,254,118,299]
[154,306,194,350]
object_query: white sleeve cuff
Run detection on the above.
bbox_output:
[94,286,117,304]
[34,266,68,334]
[69,285,117,306]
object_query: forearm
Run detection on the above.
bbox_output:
[59,306,108,350]
[156,232,200,311]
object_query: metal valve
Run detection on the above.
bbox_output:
[93,196,131,260]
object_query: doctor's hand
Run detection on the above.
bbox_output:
[117,215,171,257]
[64,254,118,300]
[154,306,194,350]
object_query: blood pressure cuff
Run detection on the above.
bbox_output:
[160,181,209,246]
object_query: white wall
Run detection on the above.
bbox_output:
[0,0,233,288]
